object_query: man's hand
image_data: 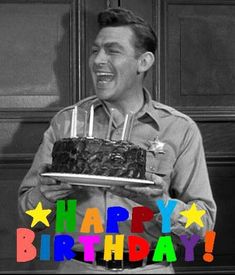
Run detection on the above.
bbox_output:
[109,174,167,212]
[38,164,74,203]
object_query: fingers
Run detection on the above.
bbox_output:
[40,182,73,191]
[38,163,52,174]
[41,189,74,203]
[39,182,74,202]
[151,174,168,194]
[39,175,58,185]
[145,173,165,187]
[150,174,164,184]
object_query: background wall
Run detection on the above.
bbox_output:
[0,0,234,273]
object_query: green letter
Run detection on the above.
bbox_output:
[153,236,176,262]
[56,200,76,233]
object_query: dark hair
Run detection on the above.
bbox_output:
[97,8,157,56]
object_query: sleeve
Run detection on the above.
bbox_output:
[18,117,58,230]
[159,121,217,240]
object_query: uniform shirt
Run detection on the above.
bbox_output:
[18,89,217,250]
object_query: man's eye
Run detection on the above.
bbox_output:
[91,48,98,54]
[108,49,120,54]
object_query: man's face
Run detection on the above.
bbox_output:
[89,26,140,102]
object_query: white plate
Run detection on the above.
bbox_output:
[41,173,154,188]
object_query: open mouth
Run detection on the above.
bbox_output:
[96,72,115,84]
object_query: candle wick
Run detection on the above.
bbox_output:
[106,108,114,140]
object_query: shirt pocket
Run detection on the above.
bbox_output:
[145,151,174,178]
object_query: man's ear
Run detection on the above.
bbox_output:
[137,52,155,74]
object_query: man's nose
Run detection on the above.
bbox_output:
[94,48,108,65]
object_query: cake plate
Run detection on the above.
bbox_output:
[41,173,154,188]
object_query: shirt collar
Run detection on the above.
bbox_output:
[137,88,160,129]
[88,97,102,109]
[87,96,113,124]
[88,88,160,129]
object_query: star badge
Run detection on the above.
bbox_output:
[148,137,165,156]
[25,202,52,228]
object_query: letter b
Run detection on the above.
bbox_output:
[16,228,37,262]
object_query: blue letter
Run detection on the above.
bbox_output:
[40,234,50,261]
[54,235,75,261]
[157,199,177,233]
[106,206,129,233]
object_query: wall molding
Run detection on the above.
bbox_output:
[1,153,235,167]
[206,154,235,166]
[0,154,34,164]
[2,107,235,122]
[166,0,235,5]
[176,107,235,122]
[161,0,235,121]
[0,110,59,122]
[0,0,78,109]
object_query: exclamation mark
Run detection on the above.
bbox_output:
[203,231,216,262]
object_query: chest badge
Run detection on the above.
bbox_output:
[148,137,165,156]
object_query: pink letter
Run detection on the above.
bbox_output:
[78,235,100,262]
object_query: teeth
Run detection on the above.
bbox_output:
[96,72,114,76]
[96,72,115,84]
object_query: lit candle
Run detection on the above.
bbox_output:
[83,110,88,137]
[88,104,94,137]
[70,107,75,138]
[127,111,134,141]
[70,106,78,138]
[73,105,78,137]
[106,108,114,140]
[121,114,129,141]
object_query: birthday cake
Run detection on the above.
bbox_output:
[51,137,146,179]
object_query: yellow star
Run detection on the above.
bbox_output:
[25,202,52,228]
[180,203,206,228]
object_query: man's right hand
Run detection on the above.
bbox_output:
[38,164,74,203]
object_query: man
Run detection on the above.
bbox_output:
[18,8,216,273]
